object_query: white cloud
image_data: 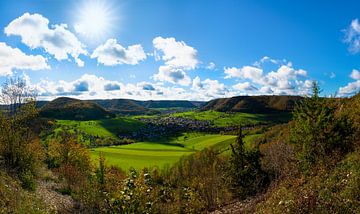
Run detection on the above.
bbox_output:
[0,42,49,76]
[253,56,281,67]
[152,36,198,85]
[91,39,146,66]
[338,80,360,96]
[192,76,203,90]
[232,82,258,91]
[137,82,155,91]
[343,19,360,53]
[206,62,216,70]
[350,69,360,80]
[31,74,217,101]
[153,66,191,86]
[225,57,310,95]
[5,13,87,66]
[191,76,227,98]
[338,69,360,96]
[224,66,263,80]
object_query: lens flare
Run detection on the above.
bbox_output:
[74,0,118,43]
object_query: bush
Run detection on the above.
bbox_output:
[0,103,45,190]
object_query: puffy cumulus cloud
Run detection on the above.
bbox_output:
[338,69,360,96]
[5,13,87,67]
[338,81,360,96]
[91,39,146,66]
[28,73,228,101]
[343,19,360,53]
[232,82,258,92]
[34,74,123,99]
[192,76,203,90]
[224,66,263,80]
[152,36,198,85]
[138,82,155,91]
[350,69,360,80]
[0,42,49,76]
[224,57,310,95]
[153,67,191,86]
[191,76,228,99]
[104,83,120,91]
[73,81,89,92]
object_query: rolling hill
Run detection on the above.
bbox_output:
[138,100,202,109]
[92,99,159,115]
[39,97,114,120]
[202,95,304,113]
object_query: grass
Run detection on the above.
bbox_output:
[90,134,237,170]
[56,117,145,139]
[171,110,292,127]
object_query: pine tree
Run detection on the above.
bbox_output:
[291,81,353,171]
[228,126,267,199]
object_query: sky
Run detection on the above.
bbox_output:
[1,0,360,101]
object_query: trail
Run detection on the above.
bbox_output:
[210,194,266,214]
[35,172,79,213]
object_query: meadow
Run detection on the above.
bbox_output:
[171,110,292,127]
[55,117,145,138]
[90,133,262,170]
[90,134,235,170]
[50,112,270,170]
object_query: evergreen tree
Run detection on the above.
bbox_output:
[228,126,267,199]
[291,81,353,171]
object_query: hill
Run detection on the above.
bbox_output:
[138,100,202,109]
[92,99,159,115]
[202,95,303,113]
[39,97,114,120]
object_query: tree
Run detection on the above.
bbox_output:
[291,81,353,171]
[227,127,268,199]
[0,77,36,114]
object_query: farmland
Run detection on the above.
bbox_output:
[90,133,262,170]
[171,110,292,127]
[43,110,282,170]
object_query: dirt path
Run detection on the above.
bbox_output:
[35,178,77,213]
[210,194,265,214]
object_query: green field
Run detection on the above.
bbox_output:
[171,110,292,127]
[90,134,237,170]
[56,117,145,138]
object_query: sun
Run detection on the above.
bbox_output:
[74,0,117,43]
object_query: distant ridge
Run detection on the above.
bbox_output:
[37,98,205,116]
[201,95,304,113]
[40,97,114,120]
[137,100,202,109]
[92,99,159,115]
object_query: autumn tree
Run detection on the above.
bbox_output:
[0,77,36,114]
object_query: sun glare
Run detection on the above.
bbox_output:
[74,0,117,43]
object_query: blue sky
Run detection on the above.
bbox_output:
[1,0,360,101]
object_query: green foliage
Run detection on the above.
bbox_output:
[46,133,92,193]
[291,82,354,171]
[227,128,268,199]
[0,102,44,190]
[255,149,360,213]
